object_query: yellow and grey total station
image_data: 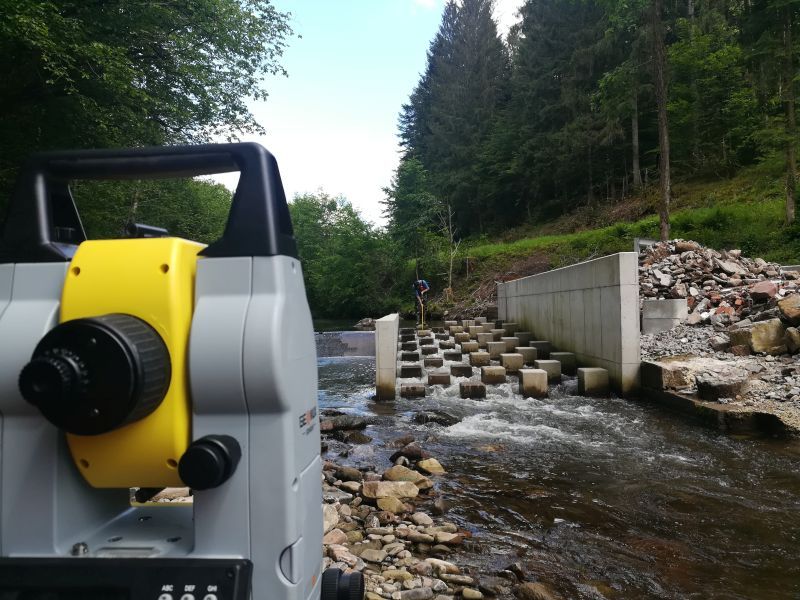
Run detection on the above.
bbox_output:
[0,144,364,600]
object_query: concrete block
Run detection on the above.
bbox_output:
[460,381,486,399]
[400,327,415,335]
[418,337,435,346]
[439,340,456,350]
[421,346,439,355]
[501,336,520,352]
[424,357,444,368]
[517,347,538,366]
[444,320,458,327]
[500,353,524,373]
[529,341,551,360]
[474,316,487,324]
[443,350,463,361]
[450,364,473,378]
[503,322,519,336]
[481,366,507,384]
[550,352,576,375]
[462,319,476,328]
[455,332,471,344]
[428,371,451,386]
[468,325,483,339]
[400,383,426,398]
[487,341,506,359]
[401,352,420,362]
[376,313,400,401]
[460,341,479,354]
[400,334,415,343]
[515,332,533,347]
[469,351,491,367]
[481,323,494,333]
[477,332,494,348]
[490,329,505,341]
[400,364,423,378]
[534,359,561,382]
[519,369,548,398]
[577,368,609,397]
[449,325,464,335]
[494,320,505,328]
[401,341,418,352]
[417,329,431,337]
[435,333,450,340]
[642,299,688,320]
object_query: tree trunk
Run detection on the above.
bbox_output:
[652,0,671,241]
[785,5,797,225]
[632,90,642,188]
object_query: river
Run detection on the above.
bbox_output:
[318,355,800,599]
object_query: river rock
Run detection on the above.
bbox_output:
[779,294,800,325]
[384,465,434,489]
[407,531,435,543]
[360,548,388,563]
[414,411,461,427]
[322,528,347,545]
[417,458,446,475]
[434,532,462,545]
[335,466,363,482]
[390,442,430,463]
[425,558,460,575]
[340,481,361,494]
[411,512,434,526]
[323,503,339,534]
[320,415,368,432]
[514,582,559,600]
[396,589,433,600]
[377,497,409,513]
[462,589,483,600]
[327,544,359,568]
[786,327,800,353]
[363,481,420,499]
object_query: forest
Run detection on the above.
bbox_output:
[2,0,800,319]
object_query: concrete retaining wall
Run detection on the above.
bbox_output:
[641,299,688,334]
[497,253,640,394]
[315,331,375,358]
[374,314,400,400]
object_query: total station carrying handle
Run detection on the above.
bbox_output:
[0,143,297,263]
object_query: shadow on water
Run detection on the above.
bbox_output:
[318,356,800,600]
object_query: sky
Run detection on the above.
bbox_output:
[221,0,524,226]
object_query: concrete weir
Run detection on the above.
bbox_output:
[497,252,640,395]
[375,313,611,404]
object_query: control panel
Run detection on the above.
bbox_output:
[0,558,251,600]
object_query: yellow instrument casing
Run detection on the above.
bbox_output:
[60,237,203,488]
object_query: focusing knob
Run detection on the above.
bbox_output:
[18,314,171,435]
[178,435,242,490]
[321,568,365,600]
[20,349,87,405]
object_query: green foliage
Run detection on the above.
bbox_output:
[0,0,293,217]
[71,178,232,244]
[289,192,404,319]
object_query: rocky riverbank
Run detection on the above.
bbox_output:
[640,240,800,433]
[320,413,561,600]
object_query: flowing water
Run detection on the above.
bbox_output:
[318,356,800,600]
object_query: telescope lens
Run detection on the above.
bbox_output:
[18,314,171,435]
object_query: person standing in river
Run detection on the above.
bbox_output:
[413,278,430,325]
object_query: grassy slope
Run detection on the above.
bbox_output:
[443,162,798,313]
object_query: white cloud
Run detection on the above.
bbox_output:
[493,0,524,36]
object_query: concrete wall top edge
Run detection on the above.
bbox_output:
[376,313,400,323]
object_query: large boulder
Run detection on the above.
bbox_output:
[728,318,786,354]
[778,294,800,325]
[696,369,750,401]
[750,280,778,301]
